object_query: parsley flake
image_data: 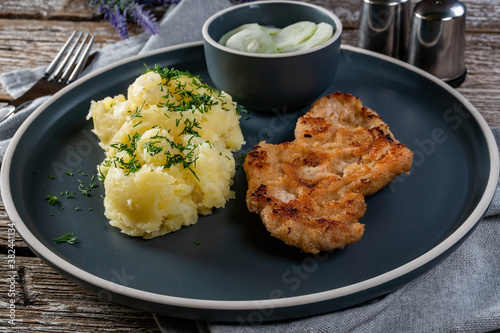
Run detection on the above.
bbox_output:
[45,195,58,205]
[53,233,77,245]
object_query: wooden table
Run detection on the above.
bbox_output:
[1,0,499,331]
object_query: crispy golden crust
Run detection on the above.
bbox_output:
[243,92,413,254]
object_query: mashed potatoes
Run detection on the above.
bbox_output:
[87,66,245,238]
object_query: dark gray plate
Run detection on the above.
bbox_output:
[2,42,498,323]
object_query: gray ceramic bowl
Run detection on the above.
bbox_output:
[202,0,342,112]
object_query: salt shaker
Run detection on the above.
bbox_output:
[407,0,467,87]
[357,0,411,60]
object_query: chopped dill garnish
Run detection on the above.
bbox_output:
[162,137,200,181]
[45,195,58,205]
[128,103,144,122]
[180,118,201,137]
[103,132,143,177]
[142,64,186,81]
[53,233,77,245]
[237,104,249,115]
[78,179,98,196]
[143,140,164,156]
[142,64,223,114]
[160,90,217,113]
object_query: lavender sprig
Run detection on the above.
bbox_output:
[91,0,180,39]
[91,0,255,39]
[129,2,160,36]
[108,4,130,39]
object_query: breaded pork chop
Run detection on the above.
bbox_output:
[243,92,413,254]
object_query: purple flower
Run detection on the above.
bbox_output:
[129,2,159,36]
[92,0,255,39]
[108,5,130,39]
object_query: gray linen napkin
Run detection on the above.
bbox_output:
[1,1,499,332]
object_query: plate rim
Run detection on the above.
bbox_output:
[2,41,499,312]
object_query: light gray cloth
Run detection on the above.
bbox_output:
[1,1,499,332]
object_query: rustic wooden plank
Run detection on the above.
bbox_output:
[0,256,160,332]
[0,0,97,20]
[0,193,32,256]
[462,33,500,90]
[0,0,171,21]
[458,89,500,126]
[307,0,360,28]
[465,0,500,32]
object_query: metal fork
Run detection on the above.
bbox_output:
[0,31,96,123]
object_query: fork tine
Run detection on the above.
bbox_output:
[44,30,77,78]
[49,31,84,82]
[57,32,88,84]
[66,34,95,84]
[59,32,91,84]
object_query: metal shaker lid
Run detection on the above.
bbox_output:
[413,0,465,20]
[408,0,467,86]
[357,0,411,60]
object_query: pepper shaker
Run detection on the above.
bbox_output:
[407,0,467,87]
[357,0,411,60]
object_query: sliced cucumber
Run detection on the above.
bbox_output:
[279,22,334,53]
[273,21,317,51]
[302,22,334,49]
[225,29,278,54]
[261,25,282,36]
[218,21,334,54]
[218,23,263,46]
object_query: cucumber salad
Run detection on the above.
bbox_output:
[218,21,334,54]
